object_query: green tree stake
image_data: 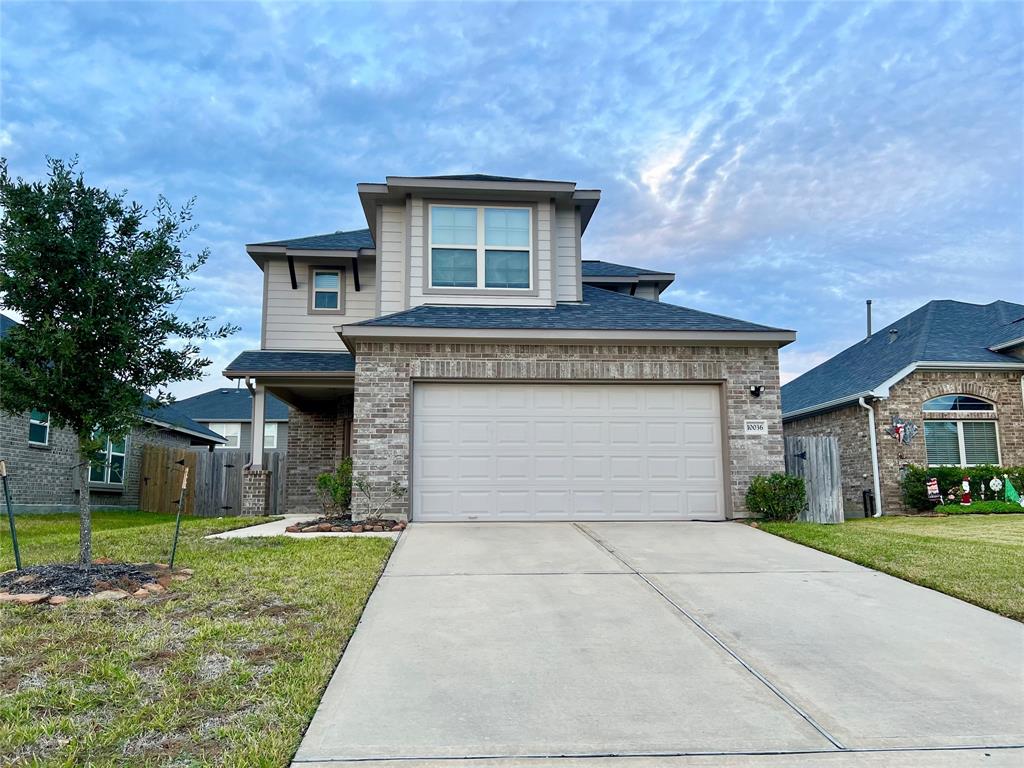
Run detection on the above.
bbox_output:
[169,466,189,569]
[0,460,23,570]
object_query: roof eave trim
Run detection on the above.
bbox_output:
[339,325,796,346]
[222,369,356,380]
[782,392,874,421]
[990,336,1024,352]
[384,176,577,193]
[141,416,227,444]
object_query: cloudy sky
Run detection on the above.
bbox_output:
[2,1,1021,398]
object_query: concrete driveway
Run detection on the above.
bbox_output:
[293,522,1024,767]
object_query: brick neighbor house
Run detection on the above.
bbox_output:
[225,174,796,520]
[0,314,226,512]
[175,387,289,456]
[781,300,1024,517]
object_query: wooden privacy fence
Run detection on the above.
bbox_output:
[784,435,844,523]
[140,445,287,517]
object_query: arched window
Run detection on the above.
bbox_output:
[922,395,999,466]
[922,394,994,412]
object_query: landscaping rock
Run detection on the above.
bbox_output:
[47,595,70,606]
[0,592,49,605]
[92,557,115,565]
[331,526,345,532]
[351,525,363,533]
[316,523,334,532]
[12,574,39,585]
[285,525,301,533]
[143,583,165,594]
[301,526,319,533]
[92,589,130,601]
[133,589,150,598]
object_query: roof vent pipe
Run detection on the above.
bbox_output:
[866,299,872,338]
[888,328,898,344]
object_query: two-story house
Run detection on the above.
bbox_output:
[225,174,795,521]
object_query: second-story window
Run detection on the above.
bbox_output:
[310,268,343,311]
[429,204,532,290]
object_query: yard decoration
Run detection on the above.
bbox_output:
[1005,476,1024,507]
[0,460,22,570]
[926,477,942,505]
[884,416,918,445]
[0,157,236,565]
[960,476,971,506]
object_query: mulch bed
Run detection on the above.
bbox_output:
[286,516,404,534]
[0,560,193,605]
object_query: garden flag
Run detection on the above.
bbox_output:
[926,477,941,504]
[1005,476,1022,506]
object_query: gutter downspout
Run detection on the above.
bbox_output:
[244,376,256,470]
[859,397,883,517]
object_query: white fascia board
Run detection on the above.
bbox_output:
[385,177,577,194]
[990,336,1024,352]
[339,324,796,346]
[142,416,227,444]
[782,359,1024,420]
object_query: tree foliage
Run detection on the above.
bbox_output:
[0,157,237,563]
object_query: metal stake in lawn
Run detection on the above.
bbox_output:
[0,460,22,570]
[169,462,189,569]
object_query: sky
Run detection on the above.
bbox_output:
[1,1,1022,399]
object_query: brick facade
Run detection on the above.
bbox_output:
[348,341,786,520]
[784,368,1024,515]
[241,469,272,516]
[284,397,353,514]
[0,411,191,512]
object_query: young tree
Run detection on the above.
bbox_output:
[0,157,236,565]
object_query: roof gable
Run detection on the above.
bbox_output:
[174,388,290,421]
[581,260,670,278]
[251,228,375,251]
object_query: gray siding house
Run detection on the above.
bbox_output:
[175,388,289,455]
[1,313,225,512]
[226,174,795,520]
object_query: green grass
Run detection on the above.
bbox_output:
[758,514,1024,621]
[0,510,394,767]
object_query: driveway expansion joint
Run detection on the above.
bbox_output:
[571,523,847,752]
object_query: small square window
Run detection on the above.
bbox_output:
[485,250,530,288]
[431,248,478,287]
[312,270,341,310]
[28,409,49,445]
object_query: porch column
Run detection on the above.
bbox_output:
[250,382,266,468]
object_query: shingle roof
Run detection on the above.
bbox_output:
[581,260,670,278]
[782,299,1024,418]
[224,350,356,375]
[355,284,785,333]
[2,314,224,443]
[174,388,290,422]
[251,228,374,250]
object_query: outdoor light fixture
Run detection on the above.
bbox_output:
[750,385,765,397]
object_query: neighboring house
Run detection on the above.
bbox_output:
[175,387,289,454]
[226,174,795,520]
[1,312,225,512]
[782,300,1024,516]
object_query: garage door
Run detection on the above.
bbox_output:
[412,382,725,521]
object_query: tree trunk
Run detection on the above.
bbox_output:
[78,437,92,566]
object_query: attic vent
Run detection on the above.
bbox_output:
[888,329,899,344]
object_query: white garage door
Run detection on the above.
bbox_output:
[412,382,725,522]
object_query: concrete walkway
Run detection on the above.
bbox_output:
[206,514,400,540]
[292,522,1024,767]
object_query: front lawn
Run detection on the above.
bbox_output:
[759,514,1024,621]
[0,510,394,767]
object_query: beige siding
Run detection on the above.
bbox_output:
[634,283,660,301]
[408,196,556,307]
[263,254,377,350]
[378,202,406,315]
[555,205,581,302]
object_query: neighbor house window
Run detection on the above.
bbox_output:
[28,409,49,446]
[309,268,343,311]
[429,204,532,290]
[263,423,278,450]
[90,435,127,485]
[923,395,1000,466]
[210,423,241,449]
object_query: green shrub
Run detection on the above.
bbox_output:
[746,473,806,521]
[942,500,1024,515]
[315,458,353,515]
[901,464,1024,511]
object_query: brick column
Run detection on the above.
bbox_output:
[241,469,272,516]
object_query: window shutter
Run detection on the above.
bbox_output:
[924,422,960,465]
[962,422,999,465]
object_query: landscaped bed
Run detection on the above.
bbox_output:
[758,514,1024,621]
[286,515,405,534]
[0,509,394,767]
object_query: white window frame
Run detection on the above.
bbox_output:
[90,435,128,486]
[309,267,344,313]
[428,203,533,291]
[210,422,241,449]
[925,420,1001,467]
[922,394,995,413]
[263,422,278,450]
[28,410,50,446]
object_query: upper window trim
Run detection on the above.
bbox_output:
[28,409,50,446]
[427,202,535,292]
[210,422,242,450]
[922,394,995,413]
[307,266,345,315]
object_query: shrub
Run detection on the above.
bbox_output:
[942,500,1024,515]
[901,464,1024,511]
[746,473,806,521]
[315,458,353,515]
